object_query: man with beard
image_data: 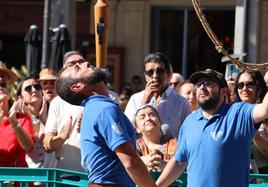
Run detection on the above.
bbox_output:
[156,69,268,187]
[55,61,156,187]
[125,52,191,138]
[43,51,120,171]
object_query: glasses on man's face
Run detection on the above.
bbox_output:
[66,59,86,67]
[194,80,214,89]
[24,84,42,92]
[144,68,165,77]
[236,81,257,90]
[0,82,7,89]
[170,82,180,87]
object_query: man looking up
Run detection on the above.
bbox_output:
[56,61,156,187]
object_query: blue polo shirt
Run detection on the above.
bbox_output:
[175,102,256,187]
[80,95,136,187]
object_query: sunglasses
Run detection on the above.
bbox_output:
[170,82,180,86]
[66,59,86,67]
[194,80,214,88]
[236,81,257,90]
[24,84,42,92]
[144,68,165,77]
[0,82,7,89]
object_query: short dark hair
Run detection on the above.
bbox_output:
[142,52,171,72]
[56,70,85,105]
[56,67,107,105]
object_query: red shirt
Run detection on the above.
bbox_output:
[0,113,34,167]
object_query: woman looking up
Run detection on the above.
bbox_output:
[134,104,177,173]
[0,82,34,167]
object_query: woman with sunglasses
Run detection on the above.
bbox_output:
[17,77,52,171]
[0,82,34,167]
[234,70,268,173]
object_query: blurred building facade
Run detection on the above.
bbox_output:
[0,0,268,93]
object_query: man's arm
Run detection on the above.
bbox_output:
[115,142,156,187]
[43,116,73,152]
[253,92,268,124]
[156,157,187,187]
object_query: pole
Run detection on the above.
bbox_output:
[94,0,109,68]
[41,0,51,69]
[182,9,189,77]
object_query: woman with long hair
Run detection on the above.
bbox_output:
[234,70,268,173]
[17,77,51,170]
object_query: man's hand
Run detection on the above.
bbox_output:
[141,79,159,105]
[76,112,83,133]
[39,96,48,124]
[44,116,73,152]
[141,149,165,172]
[59,116,73,140]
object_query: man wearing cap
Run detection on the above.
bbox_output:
[0,61,17,86]
[156,69,268,187]
[39,68,57,103]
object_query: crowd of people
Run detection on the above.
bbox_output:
[0,51,268,187]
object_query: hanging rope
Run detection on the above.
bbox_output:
[192,0,268,71]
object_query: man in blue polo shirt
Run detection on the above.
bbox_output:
[156,69,268,187]
[55,61,156,187]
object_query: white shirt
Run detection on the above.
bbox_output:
[45,96,84,172]
[124,87,191,138]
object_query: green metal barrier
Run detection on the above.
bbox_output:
[0,167,88,187]
[150,171,268,187]
[0,167,267,186]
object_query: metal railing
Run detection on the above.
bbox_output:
[0,167,267,187]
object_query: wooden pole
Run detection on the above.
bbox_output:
[41,0,50,69]
[94,0,109,68]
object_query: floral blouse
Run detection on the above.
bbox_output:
[136,135,177,161]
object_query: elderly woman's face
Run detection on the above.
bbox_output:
[135,106,161,134]
[21,79,43,104]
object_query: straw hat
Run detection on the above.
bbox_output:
[0,61,18,84]
[39,68,57,81]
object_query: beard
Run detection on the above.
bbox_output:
[198,90,221,111]
[56,67,107,106]
[80,67,107,85]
